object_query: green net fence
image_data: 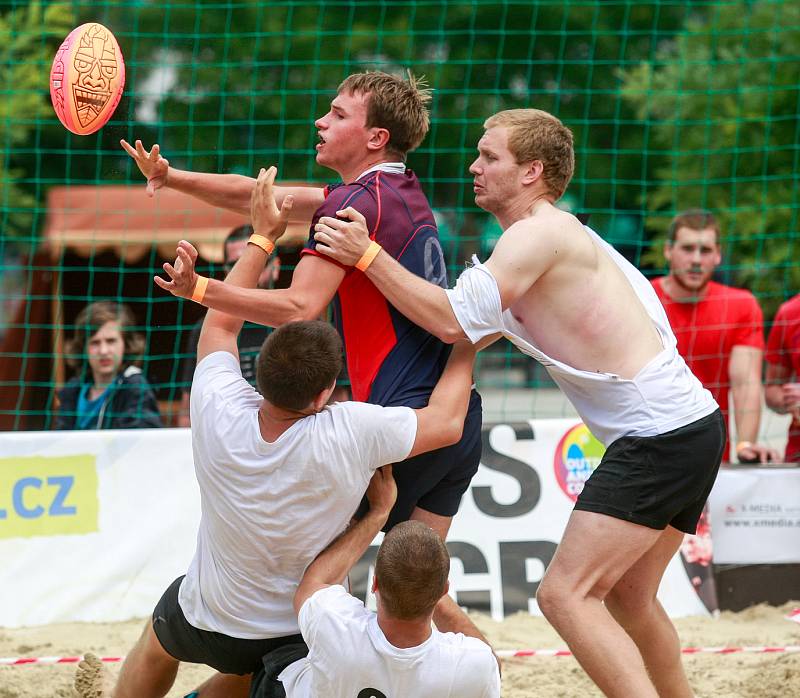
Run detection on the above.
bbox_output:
[1,0,798,431]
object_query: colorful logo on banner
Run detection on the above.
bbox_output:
[0,455,98,538]
[553,424,605,501]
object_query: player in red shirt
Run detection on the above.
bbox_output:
[765,294,800,462]
[651,209,778,463]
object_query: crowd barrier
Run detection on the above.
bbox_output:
[2,421,798,627]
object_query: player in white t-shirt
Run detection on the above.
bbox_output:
[75,169,479,698]
[248,464,500,698]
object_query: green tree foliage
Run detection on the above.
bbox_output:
[622,1,800,314]
[0,1,72,242]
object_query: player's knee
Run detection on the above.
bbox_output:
[535,575,569,619]
[605,584,657,622]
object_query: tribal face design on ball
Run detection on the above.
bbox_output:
[71,25,119,129]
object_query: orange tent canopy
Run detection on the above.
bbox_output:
[43,184,312,262]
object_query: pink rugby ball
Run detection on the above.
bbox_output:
[50,23,125,135]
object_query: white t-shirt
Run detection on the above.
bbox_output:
[279,586,501,698]
[446,229,717,446]
[179,351,417,639]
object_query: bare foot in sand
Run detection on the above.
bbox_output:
[74,652,113,698]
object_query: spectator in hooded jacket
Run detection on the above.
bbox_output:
[54,301,161,430]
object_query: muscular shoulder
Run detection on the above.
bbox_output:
[496,209,587,267]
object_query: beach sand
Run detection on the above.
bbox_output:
[1,602,799,697]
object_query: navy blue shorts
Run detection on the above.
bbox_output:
[357,390,483,531]
[574,409,726,534]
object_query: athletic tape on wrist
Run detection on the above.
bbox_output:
[248,233,275,255]
[191,275,209,303]
[356,240,382,272]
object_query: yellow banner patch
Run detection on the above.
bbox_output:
[0,455,98,538]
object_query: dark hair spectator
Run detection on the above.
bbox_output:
[55,301,161,430]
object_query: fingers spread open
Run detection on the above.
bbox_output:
[120,139,136,157]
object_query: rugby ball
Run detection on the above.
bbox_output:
[50,23,125,135]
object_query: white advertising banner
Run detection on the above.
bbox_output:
[707,466,800,564]
[0,421,713,628]
[349,420,710,619]
[0,429,198,628]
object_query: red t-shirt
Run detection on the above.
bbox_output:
[652,278,765,459]
[765,294,800,462]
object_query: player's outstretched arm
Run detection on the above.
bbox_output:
[314,207,467,343]
[294,465,397,614]
[155,170,343,332]
[120,138,324,219]
[408,341,477,458]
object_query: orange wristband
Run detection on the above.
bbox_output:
[248,233,275,255]
[355,240,382,272]
[191,275,209,303]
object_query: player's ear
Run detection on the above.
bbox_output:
[367,127,391,152]
[521,160,543,185]
[371,573,379,594]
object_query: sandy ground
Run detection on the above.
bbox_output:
[1,603,799,697]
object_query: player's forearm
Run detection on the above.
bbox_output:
[425,342,476,440]
[168,167,322,221]
[433,595,492,645]
[167,168,254,215]
[731,380,762,443]
[301,510,388,589]
[202,242,271,335]
[199,281,310,328]
[366,252,467,343]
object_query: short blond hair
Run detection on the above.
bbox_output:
[338,71,431,159]
[375,521,449,620]
[484,109,574,200]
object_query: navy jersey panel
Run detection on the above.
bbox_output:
[302,170,451,407]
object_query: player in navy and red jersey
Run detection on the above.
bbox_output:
[303,166,483,532]
[306,170,450,406]
[125,71,489,647]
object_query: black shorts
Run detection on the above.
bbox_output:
[574,409,726,534]
[152,576,303,675]
[357,390,483,531]
[249,642,309,698]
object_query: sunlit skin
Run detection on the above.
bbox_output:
[86,321,124,397]
[314,91,390,183]
[662,227,721,301]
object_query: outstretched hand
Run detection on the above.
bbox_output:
[250,166,294,242]
[154,240,200,299]
[120,139,169,196]
[313,207,371,266]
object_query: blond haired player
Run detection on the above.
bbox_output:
[313,108,725,698]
